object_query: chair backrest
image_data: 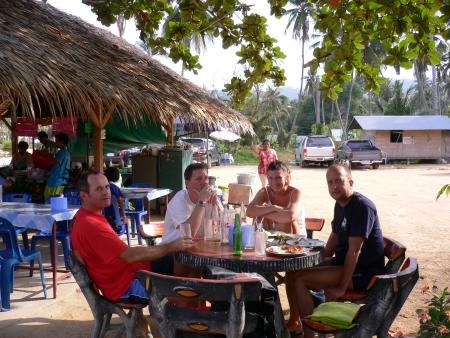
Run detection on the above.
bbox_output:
[305,218,325,239]
[3,193,32,203]
[63,188,81,206]
[0,217,24,261]
[109,195,123,227]
[383,236,406,273]
[135,270,262,337]
[354,257,419,336]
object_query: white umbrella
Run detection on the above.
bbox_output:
[209,130,241,142]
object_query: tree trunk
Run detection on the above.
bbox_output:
[414,59,428,114]
[290,38,306,132]
[117,15,126,38]
[315,88,321,124]
[431,64,440,114]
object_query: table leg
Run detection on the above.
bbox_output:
[147,200,151,224]
[264,273,290,338]
[52,222,57,299]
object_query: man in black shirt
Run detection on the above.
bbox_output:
[286,164,385,338]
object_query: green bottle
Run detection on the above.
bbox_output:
[233,213,243,256]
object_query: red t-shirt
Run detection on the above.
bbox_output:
[70,207,149,301]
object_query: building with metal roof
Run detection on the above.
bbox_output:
[350,115,450,161]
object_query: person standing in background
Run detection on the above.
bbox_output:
[44,132,70,200]
[37,131,57,157]
[11,141,33,170]
[252,139,278,187]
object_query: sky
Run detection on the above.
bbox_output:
[47,0,416,92]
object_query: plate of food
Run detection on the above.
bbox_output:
[286,237,325,248]
[266,245,308,257]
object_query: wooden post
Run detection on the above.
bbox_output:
[166,122,174,146]
[89,102,116,173]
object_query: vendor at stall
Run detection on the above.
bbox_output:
[11,141,33,170]
[37,131,57,157]
[44,132,70,200]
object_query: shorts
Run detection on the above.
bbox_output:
[117,255,174,304]
[352,273,374,291]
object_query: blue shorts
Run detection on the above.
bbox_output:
[117,255,174,304]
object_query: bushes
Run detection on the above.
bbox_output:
[1,140,11,152]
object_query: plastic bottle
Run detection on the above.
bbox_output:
[232,213,243,256]
[255,224,266,256]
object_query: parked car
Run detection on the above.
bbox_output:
[295,135,336,167]
[181,137,220,167]
[336,140,384,169]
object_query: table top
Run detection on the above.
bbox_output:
[120,187,172,200]
[175,239,322,273]
[0,202,78,232]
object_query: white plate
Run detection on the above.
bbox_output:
[286,237,325,248]
[266,245,308,257]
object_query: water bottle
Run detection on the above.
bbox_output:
[232,213,243,256]
[255,223,266,256]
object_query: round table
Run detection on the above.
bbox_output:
[175,240,323,338]
[175,239,323,274]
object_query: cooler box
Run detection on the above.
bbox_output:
[158,148,193,194]
[228,183,253,206]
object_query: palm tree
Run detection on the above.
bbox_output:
[384,80,412,116]
[162,7,213,76]
[284,0,315,131]
[304,69,321,124]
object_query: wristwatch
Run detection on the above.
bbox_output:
[197,200,206,207]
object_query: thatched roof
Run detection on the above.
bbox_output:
[0,0,253,133]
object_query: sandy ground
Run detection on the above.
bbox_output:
[1,163,449,337]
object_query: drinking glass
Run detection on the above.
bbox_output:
[179,222,192,239]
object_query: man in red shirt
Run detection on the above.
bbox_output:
[71,171,192,334]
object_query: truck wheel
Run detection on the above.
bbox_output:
[372,163,379,169]
[328,160,334,167]
[295,155,300,166]
[300,160,307,168]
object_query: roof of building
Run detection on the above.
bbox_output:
[350,115,450,131]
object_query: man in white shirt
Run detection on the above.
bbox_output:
[162,163,219,275]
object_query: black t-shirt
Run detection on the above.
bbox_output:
[331,192,385,277]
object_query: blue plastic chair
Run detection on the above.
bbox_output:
[124,183,150,245]
[30,220,71,272]
[109,195,131,247]
[0,217,47,310]
[3,193,32,251]
[63,188,81,206]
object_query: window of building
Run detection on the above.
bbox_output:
[390,130,403,143]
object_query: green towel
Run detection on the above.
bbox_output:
[310,302,363,329]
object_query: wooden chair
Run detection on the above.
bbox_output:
[305,217,325,239]
[68,251,146,338]
[339,236,407,301]
[135,270,263,338]
[302,257,419,338]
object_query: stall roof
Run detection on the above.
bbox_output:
[350,115,450,131]
[0,0,253,134]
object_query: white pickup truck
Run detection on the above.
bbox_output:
[336,140,384,169]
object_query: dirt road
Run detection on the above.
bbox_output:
[1,164,449,337]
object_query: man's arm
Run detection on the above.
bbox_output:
[326,236,364,300]
[119,237,193,263]
[324,232,338,258]
[246,189,281,219]
[187,186,214,237]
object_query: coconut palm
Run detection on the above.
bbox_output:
[304,69,321,124]
[284,0,315,131]
[162,7,213,76]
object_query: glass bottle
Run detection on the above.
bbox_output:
[232,213,243,256]
[255,225,266,256]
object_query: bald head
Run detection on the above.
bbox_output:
[326,164,354,206]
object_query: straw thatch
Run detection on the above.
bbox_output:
[0,0,253,134]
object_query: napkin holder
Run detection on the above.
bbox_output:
[51,196,68,212]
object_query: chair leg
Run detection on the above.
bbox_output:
[125,224,131,247]
[22,231,30,251]
[62,237,71,271]
[36,253,48,299]
[30,238,37,277]
[1,261,14,310]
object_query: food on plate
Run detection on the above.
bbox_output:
[267,245,306,255]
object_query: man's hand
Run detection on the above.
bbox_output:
[325,286,346,301]
[166,237,195,253]
[193,185,213,203]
